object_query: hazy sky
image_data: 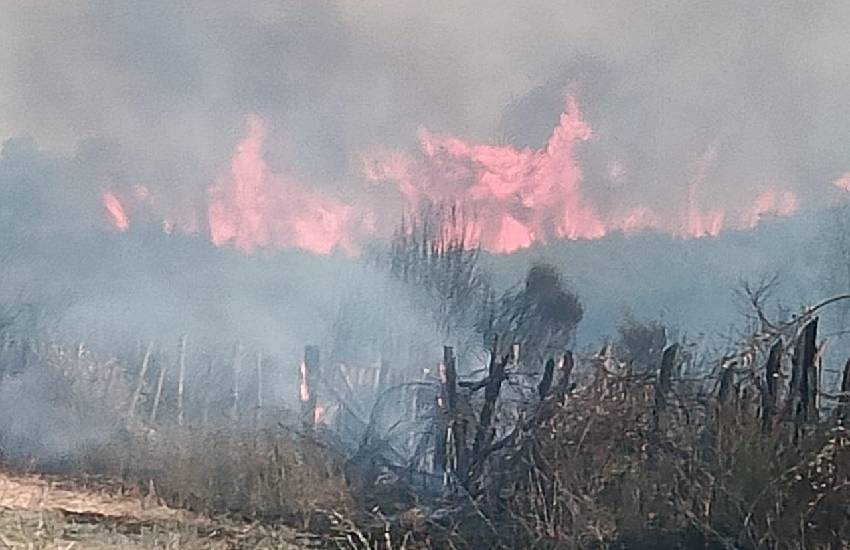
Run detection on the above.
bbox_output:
[2,1,850,237]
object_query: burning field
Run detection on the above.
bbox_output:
[4,2,850,548]
[100,96,802,255]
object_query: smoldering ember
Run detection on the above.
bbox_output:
[3,3,850,549]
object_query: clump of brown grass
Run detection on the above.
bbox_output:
[76,424,353,526]
[488,372,850,549]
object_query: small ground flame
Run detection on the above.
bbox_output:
[298,361,310,402]
[314,404,327,424]
[102,190,129,232]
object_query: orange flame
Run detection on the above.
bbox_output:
[100,103,806,252]
[684,184,725,238]
[437,361,447,383]
[314,404,327,424]
[746,190,798,228]
[208,115,367,255]
[298,361,310,402]
[366,97,599,252]
[365,97,800,250]
[102,190,129,232]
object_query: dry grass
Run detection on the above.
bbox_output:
[0,508,311,549]
[0,471,309,549]
[0,471,187,521]
[480,374,850,549]
[77,424,354,524]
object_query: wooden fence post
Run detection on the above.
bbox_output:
[653,344,679,433]
[231,342,243,422]
[300,345,320,429]
[837,356,850,422]
[177,335,187,427]
[469,338,509,485]
[761,339,783,432]
[444,346,469,482]
[150,362,166,424]
[377,357,390,395]
[202,357,213,426]
[538,357,555,400]
[787,319,819,427]
[256,350,263,427]
[434,349,451,480]
[472,338,504,462]
[128,341,154,419]
[554,351,575,404]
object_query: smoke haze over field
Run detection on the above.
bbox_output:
[2,1,850,369]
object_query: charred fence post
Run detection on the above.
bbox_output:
[434,388,448,479]
[299,345,320,430]
[434,346,458,485]
[408,367,427,478]
[786,318,819,432]
[653,344,679,433]
[761,339,783,433]
[553,351,575,405]
[470,339,508,479]
[599,343,615,398]
[538,357,555,400]
[802,319,819,424]
[530,353,578,433]
[717,360,735,406]
[446,347,470,482]
[714,359,737,453]
[837,357,850,422]
[814,339,825,417]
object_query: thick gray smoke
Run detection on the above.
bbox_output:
[1,2,849,216]
[3,0,850,367]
